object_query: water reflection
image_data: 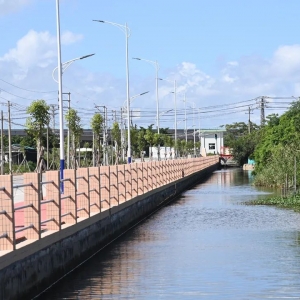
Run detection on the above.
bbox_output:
[37,168,300,299]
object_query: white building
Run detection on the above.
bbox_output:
[200,129,224,156]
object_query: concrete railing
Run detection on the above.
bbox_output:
[0,156,218,253]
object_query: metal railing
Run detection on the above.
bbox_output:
[0,156,219,253]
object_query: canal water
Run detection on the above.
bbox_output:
[36,168,300,299]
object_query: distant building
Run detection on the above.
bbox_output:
[3,144,37,164]
[200,129,225,156]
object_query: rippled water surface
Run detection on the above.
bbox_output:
[37,169,300,299]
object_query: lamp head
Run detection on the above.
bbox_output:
[80,53,95,60]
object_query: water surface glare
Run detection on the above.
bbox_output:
[37,169,300,299]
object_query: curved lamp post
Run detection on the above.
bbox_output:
[52,54,95,83]
[93,19,132,163]
[132,58,160,133]
[56,1,94,191]
[159,78,177,158]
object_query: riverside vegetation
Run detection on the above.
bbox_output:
[225,100,300,210]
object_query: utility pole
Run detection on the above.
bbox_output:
[260,97,265,126]
[1,110,3,175]
[8,101,12,173]
[247,106,253,134]
[184,93,187,143]
[95,105,108,165]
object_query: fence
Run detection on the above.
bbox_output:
[0,156,218,253]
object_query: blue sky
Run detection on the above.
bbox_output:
[0,0,300,131]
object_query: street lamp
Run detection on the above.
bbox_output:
[159,78,177,158]
[93,19,131,163]
[52,52,94,190]
[123,91,149,108]
[132,58,160,133]
[52,54,95,82]
[56,1,95,191]
[122,91,149,158]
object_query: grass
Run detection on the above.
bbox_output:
[249,194,300,212]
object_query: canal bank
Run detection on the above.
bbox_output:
[39,168,300,300]
[0,161,219,300]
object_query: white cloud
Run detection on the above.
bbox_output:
[0,30,84,73]
[61,31,83,45]
[2,41,300,130]
[0,0,32,15]
[0,30,56,70]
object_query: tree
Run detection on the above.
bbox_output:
[25,99,50,162]
[224,121,260,165]
[130,125,139,159]
[90,113,104,166]
[66,108,83,168]
[137,127,147,158]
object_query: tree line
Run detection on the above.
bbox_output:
[225,100,300,188]
[1,99,200,173]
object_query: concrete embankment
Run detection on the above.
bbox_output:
[0,163,218,300]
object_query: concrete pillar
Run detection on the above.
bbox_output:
[45,170,61,231]
[124,164,132,200]
[63,169,77,225]
[138,163,143,195]
[118,165,126,203]
[109,165,119,207]
[131,164,138,198]
[143,162,148,193]
[148,162,153,190]
[0,175,15,251]
[89,167,101,214]
[100,166,110,211]
[76,168,90,219]
[24,172,41,240]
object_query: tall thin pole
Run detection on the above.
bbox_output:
[198,108,201,156]
[56,0,64,191]
[184,93,187,143]
[155,62,160,161]
[248,106,251,134]
[1,110,3,175]
[67,92,71,168]
[193,103,196,157]
[125,23,131,164]
[8,101,12,173]
[174,80,177,158]
[46,123,49,170]
[260,97,265,126]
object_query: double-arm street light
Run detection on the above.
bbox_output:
[56,0,95,191]
[159,78,177,158]
[93,19,132,163]
[132,58,160,133]
[52,54,95,83]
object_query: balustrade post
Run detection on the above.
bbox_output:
[109,165,119,207]
[63,169,77,225]
[45,170,61,231]
[89,167,101,214]
[24,172,41,240]
[76,168,90,219]
[100,166,110,211]
[124,164,131,200]
[0,175,15,251]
